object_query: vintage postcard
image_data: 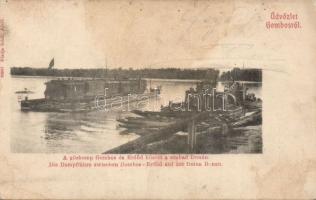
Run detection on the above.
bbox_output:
[0,0,315,199]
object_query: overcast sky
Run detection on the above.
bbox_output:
[3,0,311,70]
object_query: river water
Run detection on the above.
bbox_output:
[10,76,262,153]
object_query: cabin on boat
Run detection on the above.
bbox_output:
[44,78,147,101]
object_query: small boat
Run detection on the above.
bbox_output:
[118,117,173,127]
[15,88,34,94]
[132,110,199,118]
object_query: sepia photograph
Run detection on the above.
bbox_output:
[1,0,316,199]
[11,66,262,154]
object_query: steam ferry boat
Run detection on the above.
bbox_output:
[20,78,160,112]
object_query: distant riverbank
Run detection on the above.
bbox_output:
[11,75,202,83]
[10,67,220,81]
[11,75,261,85]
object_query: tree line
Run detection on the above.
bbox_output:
[10,67,220,81]
[219,68,262,82]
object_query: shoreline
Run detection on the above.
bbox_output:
[11,75,262,84]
